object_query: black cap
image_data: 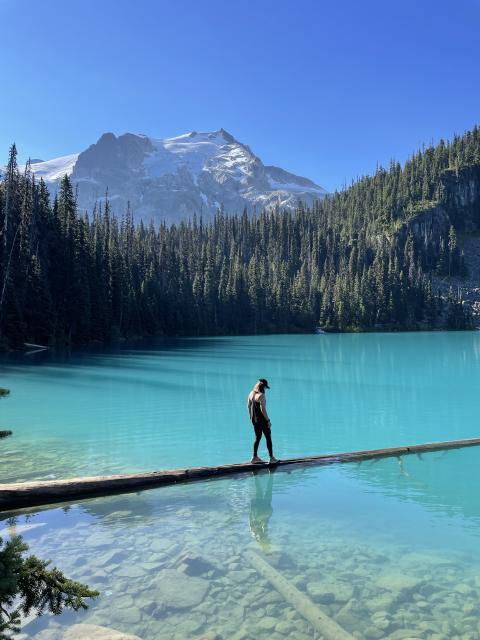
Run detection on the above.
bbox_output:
[259,378,270,389]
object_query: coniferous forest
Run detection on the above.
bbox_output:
[1,128,479,349]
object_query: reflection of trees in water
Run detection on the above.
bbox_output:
[1,448,86,484]
[222,446,480,530]
[1,494,155,531]
[350,447,480,519]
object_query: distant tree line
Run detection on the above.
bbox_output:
[1,128,479,348]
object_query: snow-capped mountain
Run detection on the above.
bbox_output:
[26,129,327,223]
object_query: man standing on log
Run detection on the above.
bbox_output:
[247,379,278,464]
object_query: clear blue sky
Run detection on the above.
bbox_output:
[1,0,479,191]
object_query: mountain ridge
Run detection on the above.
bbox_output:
[25,129,327,222]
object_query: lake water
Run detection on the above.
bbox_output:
[2,447,480,640]
[2,332,480,640]
[2,332,480,482]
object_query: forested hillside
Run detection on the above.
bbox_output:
[1,128,479,348]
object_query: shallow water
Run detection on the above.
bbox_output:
[2,332,480,482]
[3,447,480,640]
[2,332,480,639]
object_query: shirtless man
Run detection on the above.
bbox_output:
[247,379,278,464]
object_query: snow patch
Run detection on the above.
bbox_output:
[27,153,79,182]
[268,179,326,195]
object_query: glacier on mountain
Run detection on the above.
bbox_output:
[26,129,327,223]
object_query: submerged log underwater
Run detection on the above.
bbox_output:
[244,549,355,640]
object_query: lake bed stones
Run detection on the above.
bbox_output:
[149,568,210,609]
[256,616,277,631]
[335,598,364,629]
[366,593,398,613]
[174,550,223,577]
[171,612,207,636]
[95,549,125,567]
[306,580,354,604]
[376,572,422,595]
[275,620,295,635]
[62,624,142,639]
[115,564,146,579]
[384,630,423,640]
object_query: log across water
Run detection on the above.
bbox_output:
[1,437,480,511]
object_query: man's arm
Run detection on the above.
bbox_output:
[247,393,253,420]
[259,394,271,423]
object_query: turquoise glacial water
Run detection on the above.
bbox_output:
[1,331,480,482]
[2,448,480,639]
[2,332,480,639]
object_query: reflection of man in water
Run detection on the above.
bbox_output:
[249,471,274,550]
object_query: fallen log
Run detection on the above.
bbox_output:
[1,437,480,510]
[244,549,355,640]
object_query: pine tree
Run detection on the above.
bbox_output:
[0,535,98,638]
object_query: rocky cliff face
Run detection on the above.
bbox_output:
[398,165,480,325]
[398,166,480,250]
[441,166,480,231]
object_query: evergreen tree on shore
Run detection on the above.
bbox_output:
[0,534,97,638]
[1,127,479,348]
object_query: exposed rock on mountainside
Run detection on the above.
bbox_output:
[396,166,480,324]
[26,129,327,223]
[433,232,480,324]
[397,167,480,248]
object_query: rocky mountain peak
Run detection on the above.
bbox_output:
[24,130,327,223]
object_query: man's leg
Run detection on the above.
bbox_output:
[253,423,262,457]
[263,425,273,458]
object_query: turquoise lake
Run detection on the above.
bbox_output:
[2,331,480,482]
[2,332,480,639]
[3,448,480,639]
